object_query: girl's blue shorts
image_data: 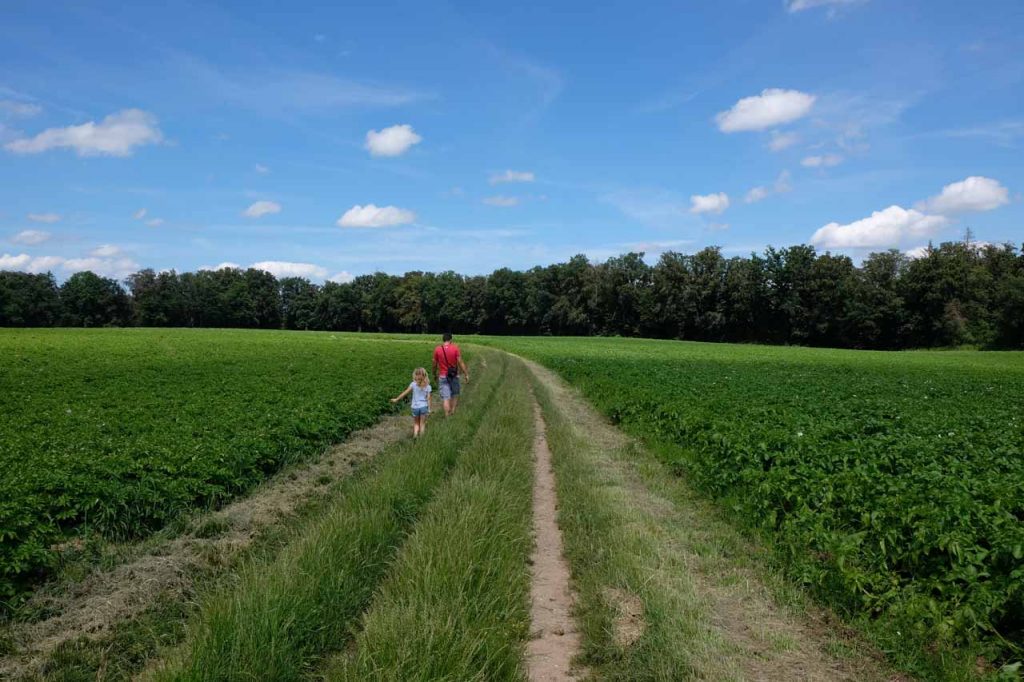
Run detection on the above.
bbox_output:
[412,406,429,417]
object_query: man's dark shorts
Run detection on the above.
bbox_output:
[440,376,461,399]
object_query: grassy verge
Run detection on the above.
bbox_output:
[527,359,905,681]
[146,351,506,682]
[324,359,534,681]
[527,365,738,681]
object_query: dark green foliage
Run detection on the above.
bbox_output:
[489,336,1024,668]
[0,271,61,326]
[0,329,425,604]
[59,271,131,327]
[2,237,1022,347]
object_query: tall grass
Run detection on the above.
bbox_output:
[324,360,535,681]
[148,352,506,682]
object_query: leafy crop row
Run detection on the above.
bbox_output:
[485,336,1024,669]
[0,328,426,604]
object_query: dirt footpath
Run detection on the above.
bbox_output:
[526,399,582,681]
[522,357,904,682]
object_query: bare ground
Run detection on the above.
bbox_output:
[527,399,583,681]
[0,413,407,679]
[522,357,906,682]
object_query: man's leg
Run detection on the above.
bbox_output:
[450,377,461,414]
[441,378,454,416]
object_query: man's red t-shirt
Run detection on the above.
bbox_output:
[433,343,461,378]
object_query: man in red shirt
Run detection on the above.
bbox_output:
[432,332,469,416]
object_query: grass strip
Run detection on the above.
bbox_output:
[527,364,743,681]
[324,359,534,681]
[147,351,506,682]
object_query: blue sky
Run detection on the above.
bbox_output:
[1,0,1022,282]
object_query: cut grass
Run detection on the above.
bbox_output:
[325,358,535,681]
[146,351,506,682]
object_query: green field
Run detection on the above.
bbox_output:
[0,329,424,602]
[2,329,1023,680]
[481,336,1024,666]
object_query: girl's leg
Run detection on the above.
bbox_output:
[420,413,427,436]
[411,416,419,437]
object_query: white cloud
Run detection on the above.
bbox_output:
[801,153,843,168]
[482,195,520,207]
[199,262,241,271]
[88,244,124,258]
[364,124,422,157]
[810,205,948,249]
[917,176,1009,215]
[4,108,163,157]
[0,253,31,270]
[0,100,42,117]
[27,212,61,223]
[337,204,416,228]
[1,251,138,277]
[133,208,147,220]
[689,192,730,214]
[489,170,535,185]
[787,0,865,12]
[329,271,355,284]
[243,200,282,218]
[905,245,931,260]
[11,229,51,245]
[146,218,165,227]
[715,89,816,133]
[768,130,800,151]
[255,163,270,174]
[250,260,328,280]
[61,256,140,278]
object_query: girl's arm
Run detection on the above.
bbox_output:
[427,390,433,413]
[390,386,412,403]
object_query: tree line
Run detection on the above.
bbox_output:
[2,237,1022,349]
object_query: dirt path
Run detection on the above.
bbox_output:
[0,413,407,680]
[526,398,582,681]
[521,357,903,682]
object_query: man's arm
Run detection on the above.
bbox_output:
[458,355,469,382]
[432,349,439,376]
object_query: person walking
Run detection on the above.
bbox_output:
[390,367,433,438]
[432,332,469,416]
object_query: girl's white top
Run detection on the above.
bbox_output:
[410,381,432,409]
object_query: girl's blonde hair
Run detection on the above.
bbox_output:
[413,367,429,388]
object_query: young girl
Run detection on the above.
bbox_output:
[390,367,432,438]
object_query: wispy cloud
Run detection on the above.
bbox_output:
[481,41,564,121]
[4,109,163,157]
[27,212,61,224]
[482,195,520,207]
[175,55,430,114]
[243,200,282,218]
[914,120,1024,147]
[489,170,535,185]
